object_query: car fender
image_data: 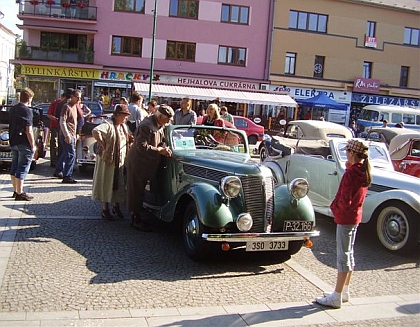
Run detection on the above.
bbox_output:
[262,160,286,185]
[177,182,234,229]
[362,189,420,223]
[273,185,316,223]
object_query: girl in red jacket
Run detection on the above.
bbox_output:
[316,139,372,309]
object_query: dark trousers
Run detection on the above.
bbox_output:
[49,128,62,166]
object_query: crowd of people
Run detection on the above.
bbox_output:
[10,90,237,229]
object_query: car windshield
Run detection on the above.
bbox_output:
[170,126,247,153]
[337,141,390,164]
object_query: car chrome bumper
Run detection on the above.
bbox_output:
[76,159,95,165]
[203,230,320,242]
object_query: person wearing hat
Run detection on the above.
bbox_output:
[125,104,174,231]
[91,104,133,220]
[47,88,73,169]
[315,139,372,309]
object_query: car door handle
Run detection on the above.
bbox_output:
[328,171,337,176]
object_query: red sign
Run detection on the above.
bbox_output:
[365,36,377,48]
[353,78,380,94]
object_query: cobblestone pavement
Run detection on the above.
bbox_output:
[0,158,419,326]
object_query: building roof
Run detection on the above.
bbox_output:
[350,0,420,12]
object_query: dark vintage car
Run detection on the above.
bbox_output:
[0,105,46,170]
[141,124,319,260]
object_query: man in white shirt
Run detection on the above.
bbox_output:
[127,93,145,133]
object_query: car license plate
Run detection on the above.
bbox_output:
[246,240,289,252]
[283,221,314,232]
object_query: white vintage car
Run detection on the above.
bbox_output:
[263,137,420,253]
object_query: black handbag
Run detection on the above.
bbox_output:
[126,121,136,133]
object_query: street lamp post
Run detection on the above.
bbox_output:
[148,0,158,102]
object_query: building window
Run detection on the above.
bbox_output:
[363,61,372,78]
[400,66,409,87]
[40,32,86,51]
[285,52,296,75]
[111,36,142,56]
[221,4,249,24]
[314,55,325,78]
[114,0,145,13]
[366,21,376,37]
[404,27,420,46]
[218,46,246,66]
[166,41,196,61]
[289,10,327,33]
[169,0,199,19]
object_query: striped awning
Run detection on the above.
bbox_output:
[133,82,297,107]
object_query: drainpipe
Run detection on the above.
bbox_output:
[265,0,276,82]
[148,0,158,102]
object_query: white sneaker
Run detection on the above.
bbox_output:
[316,294,342,309]
[324,291,349,302]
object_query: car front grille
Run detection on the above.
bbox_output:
[183,164,274,232]
[241,175,274,233]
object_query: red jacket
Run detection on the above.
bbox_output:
[47,98,62,129]
[330,163,368,225]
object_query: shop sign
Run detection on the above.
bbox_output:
[159,75,258,91]
[99,70,151,82]
[352,93,420,107]
[22,65,96,79]
[353,78,380,94]
[271,85,351,103]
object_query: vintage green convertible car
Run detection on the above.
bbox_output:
[142,124,319,260]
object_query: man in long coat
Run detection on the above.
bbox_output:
[125,105,174,231]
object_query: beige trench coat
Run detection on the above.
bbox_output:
[91,121,129,203]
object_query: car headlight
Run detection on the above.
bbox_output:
[236,213,253,232]
[289,178,309,199]
[0,131,9,142]
[220,176,242,199]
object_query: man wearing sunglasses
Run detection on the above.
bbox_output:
[53,89,81,184]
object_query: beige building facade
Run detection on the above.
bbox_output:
[268,0,420,124]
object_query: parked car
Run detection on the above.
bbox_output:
[76,114,111,173]
[0,105,46,170]
[232,116,265,145]
[196,115,265,144]
[82,100,103,116]
[389,133,420,177]
[262,137,420,253]
[258,120,352,161]
[141,124,319,260]
[363,126,418,148]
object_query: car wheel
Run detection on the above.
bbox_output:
[29,160,36,171]
[260,144,268,162]
[376,202,418,253]
[79,164,88,174]
[183,202,208,260]
[248,135,258,145]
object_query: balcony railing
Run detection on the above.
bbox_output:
[21,1,97,21]
[16,45,94,64]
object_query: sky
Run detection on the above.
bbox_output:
[0,1,22,36]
